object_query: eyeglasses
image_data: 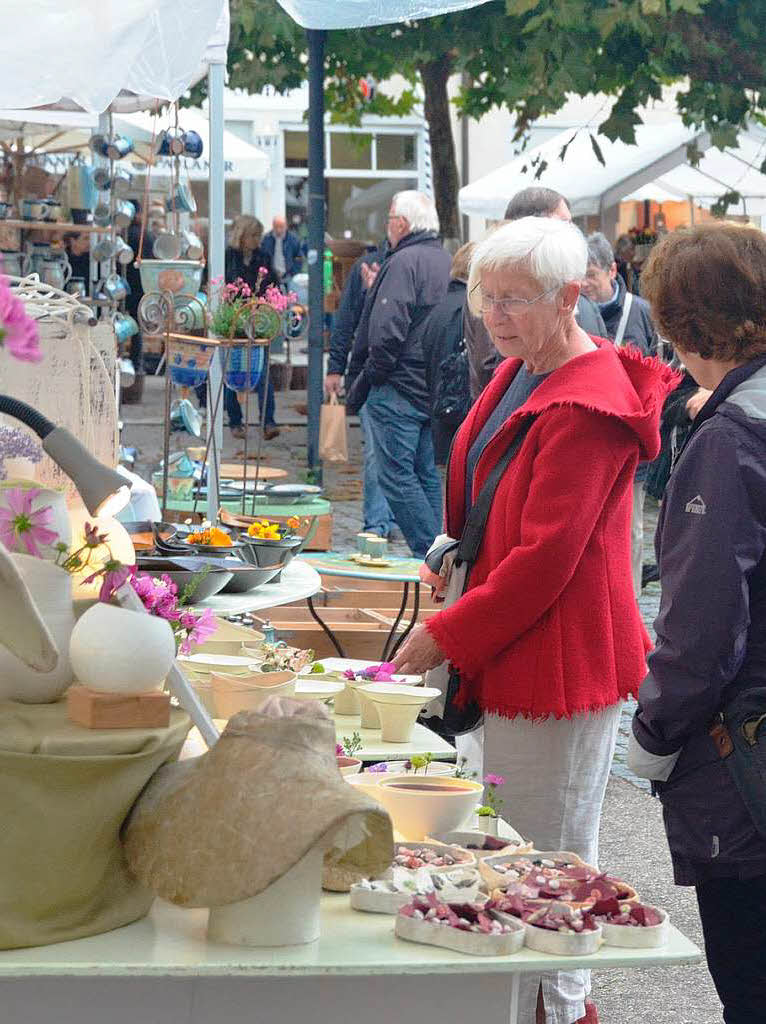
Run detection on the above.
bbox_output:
[472,284,558,316]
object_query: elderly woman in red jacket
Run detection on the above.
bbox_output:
[394,216,672,1024]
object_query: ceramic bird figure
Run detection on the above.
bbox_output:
[0,540,58,672]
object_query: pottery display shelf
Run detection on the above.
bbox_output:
[299,553,424,661]
[0,894,701,1024]
[191,558,321,616]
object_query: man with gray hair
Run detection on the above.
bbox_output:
[465,187,607,399]
[583,231,659,598]
[346,190,451,557]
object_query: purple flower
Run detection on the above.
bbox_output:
[368,762,388,773]
[336,743,345,757]
[0,487,58,556]
[0,426,42,481]
[0,277,42,363]
[83,521,108,548]
[484,773,505,787]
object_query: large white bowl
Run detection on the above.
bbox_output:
[374,775,484,841]
[178,652,260,677]
[211,670,296,717]
[369,759,458,778]
[358,684,441,743]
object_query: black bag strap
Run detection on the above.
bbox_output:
[457,415,537,566]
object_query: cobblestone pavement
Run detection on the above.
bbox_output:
[122,379,722,1023]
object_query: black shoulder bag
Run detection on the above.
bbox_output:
[420,415,537,739]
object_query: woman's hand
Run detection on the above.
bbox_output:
[419,562,447,600]
[393,624,445,674]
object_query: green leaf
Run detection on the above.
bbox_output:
[711,190,741,217]
[590,133,606,166]
[506,0,542,14]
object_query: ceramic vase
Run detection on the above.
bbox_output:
[0,554,75,702]
[69,603,176,694]
[476,814,499,836]
[207,845,324,947]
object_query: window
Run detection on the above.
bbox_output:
[330,133,373,170]
[376,133,417,171]
[284,130,308,169]
[326,177,418,242]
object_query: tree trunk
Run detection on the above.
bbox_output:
[419,55,461,247]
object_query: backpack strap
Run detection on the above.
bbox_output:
[614,292,633,348]
[457,415,537,566]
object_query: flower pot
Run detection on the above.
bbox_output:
[476,813,499,836]
[207,844,324,947]
[336,755,363,776]
[223,343,265,394]
[69,603,176,694]
[0,554,75,702]
[167,336,216,392]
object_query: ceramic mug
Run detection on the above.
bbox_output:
[93,202,112,227]
[166,182,196,214]
[88,133,109,156]
[105,135,134,161]
[41,256,72,290]
[113,313,139,343]
[45,200,62,222]
[22,198,48,221]
[111,167,133,197]
[114,237,134,266]
[181,230,204,260]
[92,167,112,190]
[92,237,117,261]
[113,200,135,229]
[102,273,129,301]
[66,277,87,300]
[183,130,204,159]
[165,128,186,156]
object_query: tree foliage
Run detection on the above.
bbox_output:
[212,0,766,233]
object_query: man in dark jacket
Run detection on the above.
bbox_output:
[465,187,607,399]
[325,243,395,538]
[261,215,302,282]
[583,231,659,595]
[346,190,451,557]
[420,243,472,465]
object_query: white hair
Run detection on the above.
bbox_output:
[391,190,440,234]
[467,216,588,315]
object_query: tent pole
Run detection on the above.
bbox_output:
[207,59,225,523]
[689,195,695,225]
[306,28,327,479]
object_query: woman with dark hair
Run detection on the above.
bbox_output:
[629,222,766,1024]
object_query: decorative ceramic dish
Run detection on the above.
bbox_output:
[292,679,346,703]
[428,830,532,858]
[390,841,476,873]
[211,670,297,717]
[396,893,524,956]
[350,866,483,915]
[177,652,260,677]
[479,850,591,891]
[489,896,603,956]
[591,899,669,948]
[369,760,457,778]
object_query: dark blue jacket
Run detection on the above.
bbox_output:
[260,230,303,278]
[346,231,451,414]
[327,246,384,378]
[631,357,766,885]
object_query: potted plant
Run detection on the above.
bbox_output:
[476,773,505,835]
[336,732,363,775]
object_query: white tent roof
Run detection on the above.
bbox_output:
[0,0,227,113]
[119,109,269,182]
[459,121,710,219]
[276,0,491,28]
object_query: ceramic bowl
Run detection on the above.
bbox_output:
[177,652,261,677]
[211,670,297,718]
[292,679,346,703]
[344,772,387,803]
[372,760,457,778]
[374,775,484,841]
[598,905,669,948]
[336,756,363,776]
[356,683,441,743]
[134,559,232,603]
[237,534,303,569]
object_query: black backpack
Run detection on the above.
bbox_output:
[432,326,470,429]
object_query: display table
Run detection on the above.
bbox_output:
[192,559,321,615]
[300,553,423,660]
[332,712,456,762]
[0,895,702,1024]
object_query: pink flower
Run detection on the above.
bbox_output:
[336,743,345,757]
[83,521,108,548]
[0,278,42,363]
[484,773,505,787]
[97,562,131,602]
[343,669,356,680]
[178,607,217,655]
[0,487,58,556]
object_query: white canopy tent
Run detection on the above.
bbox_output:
[276,0,492,28]
[458,121,710,220]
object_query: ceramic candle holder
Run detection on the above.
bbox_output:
[357,683,441,743]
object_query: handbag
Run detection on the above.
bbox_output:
[318,394,348,463]
[421,414,537,738]
[710,686,766,839]
[433,335,470,429]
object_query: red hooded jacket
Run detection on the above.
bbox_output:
[426,341,675,721]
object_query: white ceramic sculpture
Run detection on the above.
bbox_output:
[0,548,75,702]
[69,603,176,694]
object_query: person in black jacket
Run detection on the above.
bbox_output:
[261,215,302,284]
[420,242,473,464]
[583,231,659,595]
[465,187,607,400]
[325,243,395,538]
[346,191,451,557]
